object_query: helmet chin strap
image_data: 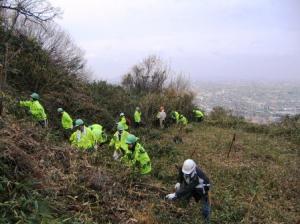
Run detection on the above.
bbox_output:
[184,169,196,184]
[191,169,196,178]
[184,174,191,184]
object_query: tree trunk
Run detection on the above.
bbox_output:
[0,64,3,116]
[2,42,9,90]
[0,62,4,91]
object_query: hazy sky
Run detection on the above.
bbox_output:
[50,0,300,83]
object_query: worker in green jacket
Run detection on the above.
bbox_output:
[122,134,151,175]
[109,123,129,160]
[193,109,204,122]
[178,114,188,126]
[69,119,96,151]
[57,108,73,130]
[171,111,180,124]
[19,93,47,127]
[134,107,142,128]
[119,112,129,130]
[89,124,107,145]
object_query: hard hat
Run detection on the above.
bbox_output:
[57,108,64,113]
[136,107,140,110]
[30,93,40,100]
[126,134,138,144]
[117,123,124,131]
[182,159,196,175]
[120,112,125,116]
[74,119,84,127]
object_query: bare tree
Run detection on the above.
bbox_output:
[20,21,86,75]
[0,0,61,89]
[122,55,168,94]
[168,72,191,96]
[0,0,61,29]
[4,19,88,91]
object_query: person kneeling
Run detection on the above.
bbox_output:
[69,119,96,151]
[166,159,211,223]
[122,134,151,175]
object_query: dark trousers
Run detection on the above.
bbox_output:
[134,122,140,128]
[201,194,211,223]
[196,117,204,122]
[63,129,73,140]
[38,119,48,128]
[177,188,211,223]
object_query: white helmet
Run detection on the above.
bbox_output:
[182,159,196,175]
[120,112,125,116]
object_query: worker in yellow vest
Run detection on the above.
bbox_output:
[134,107,142,128]
[69,119,96,151]
[19,93,47,127]
[109,123,130,160]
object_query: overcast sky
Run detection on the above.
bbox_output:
[50,0,300,83]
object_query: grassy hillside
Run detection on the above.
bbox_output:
[0,5,299,223]
[0,104,298,223]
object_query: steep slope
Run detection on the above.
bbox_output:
[1,106,298,223]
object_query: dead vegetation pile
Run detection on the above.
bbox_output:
[1,120,106,221]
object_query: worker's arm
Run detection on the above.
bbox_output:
[19,100,31,107]
[88,129,97,146]
[63,113,73,126]
[109,136,115,147]
[175,177,199,199]
[35,104,47,119]
[69,132,76,146]
[175,168,200,199]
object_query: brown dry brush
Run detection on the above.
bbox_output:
[1,100,299,223]
[0,115,163,223]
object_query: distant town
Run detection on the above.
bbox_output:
[194,82,300,124]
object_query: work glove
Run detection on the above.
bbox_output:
[165,193,176,200]
[174,182,180,191]
[113,150,121,161]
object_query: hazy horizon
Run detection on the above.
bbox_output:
[50,0,300,83]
